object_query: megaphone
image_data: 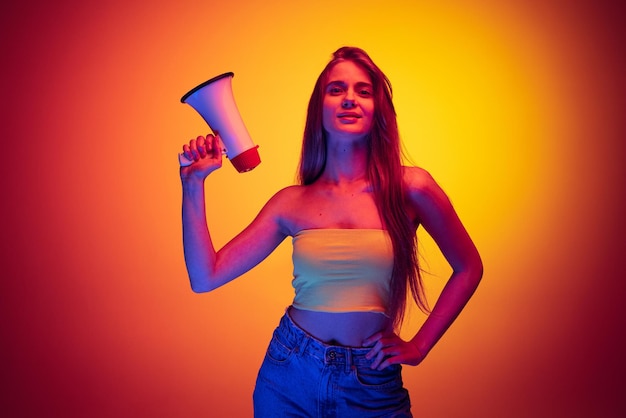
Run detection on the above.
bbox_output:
[179,72,260,173]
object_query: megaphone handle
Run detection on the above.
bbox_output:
[178,153,194,167]
[178,149,230,167]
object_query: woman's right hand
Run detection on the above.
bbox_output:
[180,134,223,181]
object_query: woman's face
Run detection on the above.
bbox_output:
[322,60,375,141]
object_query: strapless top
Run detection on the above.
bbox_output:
[291,229,394,315]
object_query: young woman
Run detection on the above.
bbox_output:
[180,47,483,417]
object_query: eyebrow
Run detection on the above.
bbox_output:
[326,80,373,88]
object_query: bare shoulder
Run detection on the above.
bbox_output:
[261,185,308,235]
[266,184,306,207]
[403,166,441,197]
[402,166,453,220]
[402,167,482,275]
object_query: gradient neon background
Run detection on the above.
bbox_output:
[2,0,624,417]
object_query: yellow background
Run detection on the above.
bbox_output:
[2,0,624,416]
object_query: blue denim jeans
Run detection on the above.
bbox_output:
[253,308,412,417]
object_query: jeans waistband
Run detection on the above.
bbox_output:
[280,307,374,371]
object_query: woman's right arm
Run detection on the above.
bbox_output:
[180,134,289,292]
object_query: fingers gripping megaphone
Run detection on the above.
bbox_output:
[179,72,260,173]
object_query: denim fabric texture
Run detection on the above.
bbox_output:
[253,308,412,417]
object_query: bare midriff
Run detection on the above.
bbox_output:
[288,306,391,347]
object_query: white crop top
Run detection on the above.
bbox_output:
[291,229,394,315]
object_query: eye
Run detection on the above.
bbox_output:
[358,88,373,97]
[328,86,344,95]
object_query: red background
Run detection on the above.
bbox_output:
[2,0,624,417]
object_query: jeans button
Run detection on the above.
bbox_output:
[328,351,336,360]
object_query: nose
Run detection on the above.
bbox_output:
[341,98,356,109]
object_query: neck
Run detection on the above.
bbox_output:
[321,136,369,183]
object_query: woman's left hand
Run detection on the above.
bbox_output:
[363,332,424,370]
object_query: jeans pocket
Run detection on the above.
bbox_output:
[352,364,402,389]
[265,333,296,364]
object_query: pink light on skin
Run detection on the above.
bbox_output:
[322,61,375,140]
[337,110,362,124]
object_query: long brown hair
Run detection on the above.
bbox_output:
[297,46,429,329]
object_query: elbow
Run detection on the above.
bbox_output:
[471,253,483,278]
[186,264,221,293]
[189,275,216,293]
[468,258,484,287]
[186,263,231,293]
[455,257,483,289]
[191,283,211,293]
[474,265,483,287]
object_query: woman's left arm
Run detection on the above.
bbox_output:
[365,166,483,369]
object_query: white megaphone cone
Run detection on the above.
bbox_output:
[179,72,260,173]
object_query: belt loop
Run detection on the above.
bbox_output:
[345,348,353,373]
[285,307,308,356]
[297,331,309,356]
